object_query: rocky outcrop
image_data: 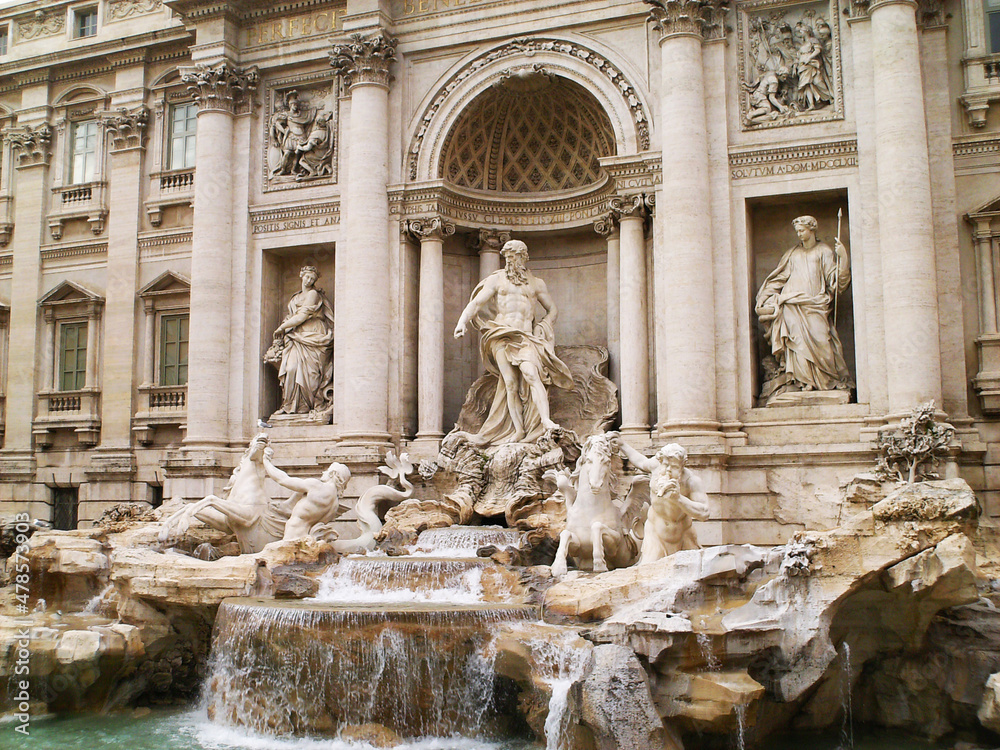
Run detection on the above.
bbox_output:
[979,672,1000,735]
[542,479,983,745]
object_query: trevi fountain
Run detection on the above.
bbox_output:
[1,238,999,750]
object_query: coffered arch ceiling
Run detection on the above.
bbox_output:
[439,75,616,194]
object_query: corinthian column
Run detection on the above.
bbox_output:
[330,33,396,447]
[863,0,943,412]
[610,195,649,435]
[180,62,258,448]
[406,216,455,443]
[647,0,727,439]
[475,229,510,280]
[594,213,620,394]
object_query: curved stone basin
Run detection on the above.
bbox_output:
[205,597,537,739]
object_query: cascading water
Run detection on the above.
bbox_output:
[202,527,536,744]
[839,642,855,750]
[409,526,522,558]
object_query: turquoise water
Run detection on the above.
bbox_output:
[1,710,967,750]
[2,710,539,750]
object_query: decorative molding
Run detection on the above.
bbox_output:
[390,178,617,230]
[728,137,857,179]
[735,0,845,130]
[138,229,193,250]
[16,9,65,42]
[40,241,109,264]
[470,228,512,252]
[600,152,662,192]
[645,0,730,40]
[108,0,163,21]
[954,135,1000,158]
[181,62,259,114]
[104,106,150,151]
[407,37,651,182]
[4,123,52,168]
[404,216,456,242]
[329,32,397,90]
[249,200,341,235]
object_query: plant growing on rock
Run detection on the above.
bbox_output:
[875,401,955,484]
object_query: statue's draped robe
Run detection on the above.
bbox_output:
[277,289,335,413]
[756,241,852,391]
[470,278,573,445]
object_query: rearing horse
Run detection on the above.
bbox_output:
[548,432,644,577]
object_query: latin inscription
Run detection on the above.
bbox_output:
[246,9,345,47]
[401,0,503,16]
[252,215,339,234]
[730,155,857,180]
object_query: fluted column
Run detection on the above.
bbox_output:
[975,219,998,335]
[41,310,55,392]
[330,32,396,446]
[406,216,455,441]
[475,229,509,281]
[648,0,726,438]
[594,213,620,395]
[85,303,101,389]
[180,62,258,448]
[864,0,943,412]
[610,195,649,434]
[142,301,156,387]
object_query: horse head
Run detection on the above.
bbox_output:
[580,432,618,491]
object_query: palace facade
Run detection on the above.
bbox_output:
[0,0,998,540]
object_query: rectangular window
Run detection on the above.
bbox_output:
[59,321,88,392]
[70,120,99,184]
[168,103,198,171]
[0,26,9,56]
[74,8,98,39]
[989,0,1000,54]
[52,487,78,531]
[160,313,189,386]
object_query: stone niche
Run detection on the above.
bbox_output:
[260,245,336,419]
[748,191,855,406]
[442,226,610,430]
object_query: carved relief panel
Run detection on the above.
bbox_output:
[262,73,341,192]
[736,0,844,130]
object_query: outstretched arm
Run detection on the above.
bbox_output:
[454,276,497,338]
[677,472,710,521]
[619,442,659,474]
[262,457,310,494]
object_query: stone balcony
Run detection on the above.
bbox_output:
[48,181,107,239]
[133,384,187,444]
[145,169,194,227]
[962,52,1000,127]
[33,388,101,448]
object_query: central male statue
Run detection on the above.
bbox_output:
[454,239,573,445]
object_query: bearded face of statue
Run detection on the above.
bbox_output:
[502,247,529,285]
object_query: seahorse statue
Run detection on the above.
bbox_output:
[332,451,414,553]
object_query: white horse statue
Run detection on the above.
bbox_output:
[158,433,290,554]
[547,431,647,577]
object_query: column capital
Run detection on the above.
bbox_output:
[471,228,512,253]
[405,216,456,242]
[104,106,149,152]
[330,32,397,90]
[594,212,619,237]
[4,124,52,169]
[181,62,259,115]
[609,193,648,220]
[645,0,729,41]
[850,0,942,23]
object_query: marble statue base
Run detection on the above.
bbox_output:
[765,389,851,408]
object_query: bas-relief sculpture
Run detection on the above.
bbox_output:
[453,239,574,445]
[741,2,839,128]
[264,265,335,421]
[158,434,351,553]
[267,88,336,183]
[755,214,853,406]
[875,401,956,484]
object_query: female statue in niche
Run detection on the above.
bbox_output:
[755,215,852,403]
[265,265,335,416]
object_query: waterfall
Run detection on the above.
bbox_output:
[734,702,747,750]
[839,642,854,750]
[410,526,522,557]
[311,558,495,605]
[82,584,114,615]
[696,632,720,671]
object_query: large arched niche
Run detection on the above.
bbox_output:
[439,76,616,194]
[407,35,653,187]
